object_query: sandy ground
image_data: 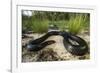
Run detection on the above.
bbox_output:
[22,33,90,62]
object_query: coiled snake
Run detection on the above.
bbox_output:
[26,31,88,56]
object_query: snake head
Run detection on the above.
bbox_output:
[26,44,37,51]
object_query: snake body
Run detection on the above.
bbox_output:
[27,40,55,51]
[26,31,60,51]
[62,31,88,56]
[26,31,89,56]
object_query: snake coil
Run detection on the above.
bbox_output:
[26,31,89,56]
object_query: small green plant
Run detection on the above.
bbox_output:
[22,16,33,32]
[68,14,85,35]
[31,19,49,33]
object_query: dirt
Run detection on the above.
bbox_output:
[22,32,90,62]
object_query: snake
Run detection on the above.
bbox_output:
[26,31,89,56]
[61,31,88,56]
[26,31,60,51]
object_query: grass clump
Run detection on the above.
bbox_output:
[67,14,88,35]
[31,19,49,33]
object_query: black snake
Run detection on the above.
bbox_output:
[26,31,88,56]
